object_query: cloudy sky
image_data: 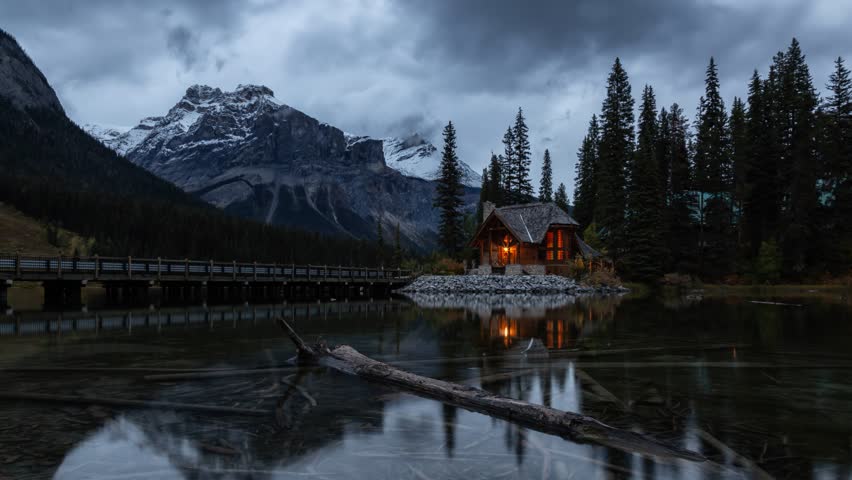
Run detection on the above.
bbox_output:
[3,0,851,193]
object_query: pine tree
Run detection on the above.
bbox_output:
[820,57,852,272]
[501,127,516,200]
[742,70,779,257]
[666,103,698,273]
[476,168,491,222]
[433,121,465,258]
[512,108,533,200]
[393,222,403,268]
[554,183,569,213]
[623,85,667,281]
[693,57,733,278]
[488,154,504,206]
[376,215,385,265]
[573,115,599,228]
[539,149,553,202]
[594,58,634,260]
[775,39,820,276]
[729,97,749,254]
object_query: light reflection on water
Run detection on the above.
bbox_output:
[1,292,852,479]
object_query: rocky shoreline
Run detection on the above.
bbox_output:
[399,274,628,295]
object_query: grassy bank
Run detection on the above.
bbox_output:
[0,202,93,256]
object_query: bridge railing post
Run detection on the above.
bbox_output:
[94,255,100,280]
[128,256,132,280]
[232,261,237,281]
[15,251,21,277]
[184,258,189,281]
[209,260,214,281]
[307,264,311,282]
[291,263,295,280]
[272,262,277,282]
[253,262,257,281]
[157,257,161,281]
[57,253,62,278]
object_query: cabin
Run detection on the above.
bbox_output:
[468,202,602,275]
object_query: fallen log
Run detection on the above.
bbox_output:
[276,318,704,462]
[0,392,271,416]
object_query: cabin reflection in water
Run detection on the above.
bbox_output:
[480,296,622,349]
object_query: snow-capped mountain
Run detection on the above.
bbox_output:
[84,84,478,248]
[375,133,480,187]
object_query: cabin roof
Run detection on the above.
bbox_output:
[574,233,603,258]
[480,202,578,244]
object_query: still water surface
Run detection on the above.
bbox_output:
[1,290,851,479]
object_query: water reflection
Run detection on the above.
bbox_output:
[1,293,851,479]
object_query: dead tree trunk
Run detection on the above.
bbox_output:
[277,318,704,462]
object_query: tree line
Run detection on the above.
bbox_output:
[573,39,852,282]
[434,38,850,282]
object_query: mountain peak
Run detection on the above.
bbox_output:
[0,28,63,113]
[183,84,222,102]
[235,84,275,98]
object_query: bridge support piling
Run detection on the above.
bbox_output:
[43,280,85,308]
[0,280,10,309]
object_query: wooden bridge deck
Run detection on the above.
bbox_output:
[0,254,411,285]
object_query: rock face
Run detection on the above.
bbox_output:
[0,29,63,113]
[377,133,481,187]
[85,84,479,248]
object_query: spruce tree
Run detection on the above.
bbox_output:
[393,223,403,268]
[476,168,491,222]
[434,121,465,258]
[376,215,385,265]
[623,85,666,281]
[539,149,553,202]
[820,57,852,272]
[729,97,749,254]
[742,70,779,257]
[501,127,516,200]
[693,57,733,278]
[512,108,533,200]
[488,154,504,206]
[775,39,819,276]
[573,115,599,228]
[554,183,569,213]
[594,58,634,260]
[666,103,698,273]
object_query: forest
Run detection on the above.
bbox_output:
[472,38,851,283]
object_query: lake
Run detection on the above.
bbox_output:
[1,288,851,479]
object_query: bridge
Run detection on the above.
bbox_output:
[0,253,413,308]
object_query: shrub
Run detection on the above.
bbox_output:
[751,240,782,284]
[586,269,623,287]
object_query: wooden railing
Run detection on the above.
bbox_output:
[0,253,410,282]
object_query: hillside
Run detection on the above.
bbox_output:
[0,203,93,256]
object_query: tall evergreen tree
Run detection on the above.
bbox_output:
[623,86,667,281]
[376,215,385,265]
[554,183,569,213]
[512,108,534,200]
[594,58,634,259]
[774,39,820,276]
[665,103,698,273]
[573,115,599,228]
[729,97,749,254]
[820,57,852,272]
[393,222,403,268]
[539,149,553,202]
[693,57,734,278]
[501,127,516,200]
[742,70,779,257]
[434,121,465,258]
[476,168,491,222]
[488,154,504,206]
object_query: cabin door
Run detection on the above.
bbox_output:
[497,234,518,265]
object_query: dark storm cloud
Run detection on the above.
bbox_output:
[1,0,849,190]
[167,25,202,70]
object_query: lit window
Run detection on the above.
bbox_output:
[546,231,554,248]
